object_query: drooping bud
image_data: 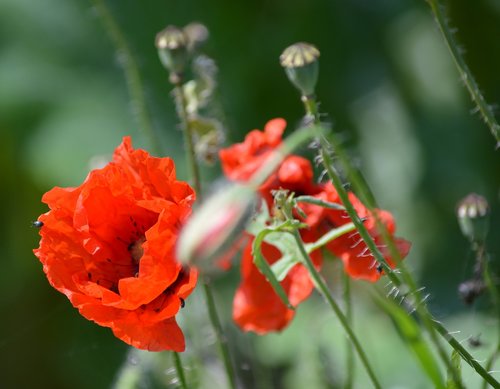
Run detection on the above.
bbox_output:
[457,193,490,244]
[176,183,257,272]
[183,22,209,52]
[280,42,320,97]
[155,25,189,84]
[458,278,486,305]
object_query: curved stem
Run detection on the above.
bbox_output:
[425,0,500,145]
[304,94,500,386]
[173,80,236,389]
[172,352,188,389]
[290,228,382,389]
[89,0,159,153]
[303,96,467,386]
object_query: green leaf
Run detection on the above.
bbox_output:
[252,229,294,309]
[446,350,462,389]
[373,293,445,389]
[271,253,298,282]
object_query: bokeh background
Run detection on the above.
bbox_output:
[1,0,499,388]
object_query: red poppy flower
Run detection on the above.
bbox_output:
[34,137,197,352]
[233,240,322,333]
[219,118,411,333]
[219,118,317,205]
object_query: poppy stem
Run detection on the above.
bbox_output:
[173,83,203,202]
[288,227,383,389]
[303,94,499,387]
[477,245,500,389]
[173,80,237,389]
[343,273,355,389]
[202,282,238,389]
[425,0,500,145]
[89,0,160,154]
[172,352,188,389]
[305,95,465,387]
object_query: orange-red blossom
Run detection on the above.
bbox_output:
[219,118,411,334]
[34,137,197,351]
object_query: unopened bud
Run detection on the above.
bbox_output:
[155,25,189,83]
[177,183,257,271]
[458,279,486,305]
[280,42,320,96]
[183,22,209,52]
[457,193,490,244]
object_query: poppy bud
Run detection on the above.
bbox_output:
[155,25,189,83]
[183,22,209,52]
[176,183,257,271]
[280,42,320,97]
[458,279,486,305]
[457,193,490,244]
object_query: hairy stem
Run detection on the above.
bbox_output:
[90,0,159,153]
[288,227,382,389]
[172,352,188,389]
[425,0,500,145]
[173,83,203,201]
[343,274,355,389]
[303,95,470,387]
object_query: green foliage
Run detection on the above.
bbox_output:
[373,293,445,388]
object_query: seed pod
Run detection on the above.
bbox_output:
[280,42,320,97]
[155,25,189,83]
[457,193,489,244]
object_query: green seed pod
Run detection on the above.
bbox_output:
[457,193,490,244]
[155,25,189,82]
[280,42,320,97]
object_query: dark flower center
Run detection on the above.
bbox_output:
[128,236,146,265]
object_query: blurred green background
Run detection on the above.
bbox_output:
[1,0,499,388]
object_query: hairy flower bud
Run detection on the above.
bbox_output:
[155,25,189,83]
[177,183,257,271]
[457,193,490,244]
[280,42,320,96]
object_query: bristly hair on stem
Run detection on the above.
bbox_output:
[425,0,500,147]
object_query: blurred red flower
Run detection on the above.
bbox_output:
[34,137,197,352]
[219,118,411,333]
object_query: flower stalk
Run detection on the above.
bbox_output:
[279,203,382,389]
[425,0,500,146]
[172,352,188,389]
[298,70,499,389]
[343,273,355,389]
[168,55,236,389]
